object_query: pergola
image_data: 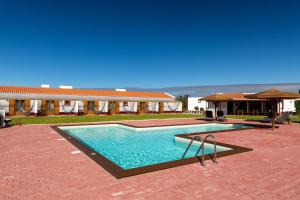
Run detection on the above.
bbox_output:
[201,93,232,120]
[245,89,300,130]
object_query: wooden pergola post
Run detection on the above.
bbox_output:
[114,101,120,114]
[137,102,141,114]
[144,102,149,113]
[54,100,60,115]
[137,102,146,114]
[271,99,277,130]
[159,102,164,113]
[107,101,113,115]
[94,100,99,114]
[83,100,88,115]
[25,99,30,114]
[246,101,249,115]
[9,99,15,116]
[41,100,46,115]
[233,101,236,115]
[214,101,217,120]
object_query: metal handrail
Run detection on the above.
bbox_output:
[181,134,217,166]
[196,134,217,165]
[181,136,203,160]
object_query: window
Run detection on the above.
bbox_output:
[140,102,144,110]
[15,100,25,112]
[65,100,71,106]
[123,101,128,106]
[46,100,55,112]
[198,99,202,103]
[88,101,95,111]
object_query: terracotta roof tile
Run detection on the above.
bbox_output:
[0,86,173,99]
[203,93,265,101]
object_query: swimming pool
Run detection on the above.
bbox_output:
[57,123,252,177]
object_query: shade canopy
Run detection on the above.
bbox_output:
[245,89,300,100]
[245,88,300,130]
[201,93,232,101]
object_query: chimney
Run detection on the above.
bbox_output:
[115,89,127,92]
[41,84,50,88]
[59,85,73,89]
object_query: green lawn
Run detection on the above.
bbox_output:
[226,115,265,121]
[11,113,300,125]
[226,114,300,123]
[291,115,300,123]
[11,113,203,125]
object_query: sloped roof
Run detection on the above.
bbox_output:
[0,86,174,101]
[201,93,233,101]
[202,93,266,101]
[245,89,300,99]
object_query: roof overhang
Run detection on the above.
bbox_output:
[0,93,176,102]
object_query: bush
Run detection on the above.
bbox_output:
[200,107,205,114]
[295,100,300,114]
[194,106,199,111]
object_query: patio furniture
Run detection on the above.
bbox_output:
[204,110,214,121]
[246,89,300,130]
[216,110,227,122]
[261,111,272,123]
[201,94,232,120]
[4,118,12,127]
[0,110,12,128]
[275,112,291,124]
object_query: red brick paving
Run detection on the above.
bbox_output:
[0,119,300,200]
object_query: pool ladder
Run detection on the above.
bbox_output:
[181,134,217,166]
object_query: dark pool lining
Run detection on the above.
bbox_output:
[52,122,263,179]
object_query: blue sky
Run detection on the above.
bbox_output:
[0,0,299,88]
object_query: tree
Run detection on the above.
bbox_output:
[176,95,190,111]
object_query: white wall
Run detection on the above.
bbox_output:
[98,101,108,112]
[78,101,84,111]
[187,97,207,111]
[207,101,228,115]
[119,101,137,112]
[0,99,9,113]
[148,102,159,112]
[278,99,299,113]
[59,100,78,113]
[164,102,182,112]
[58,100,108,113]
[30,100,41,113]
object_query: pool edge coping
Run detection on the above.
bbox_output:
[51,122,261,179]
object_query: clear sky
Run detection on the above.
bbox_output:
[0,0,299,88]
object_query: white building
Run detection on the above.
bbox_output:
[0,85,182,116]
[278,99,298,113]
[188,94,299,115]
[187,97,207,113]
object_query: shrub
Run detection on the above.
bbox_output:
[194,106,199,111]
[200,107,205,114]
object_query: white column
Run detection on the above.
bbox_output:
[34,100,38,114]
[74,101,79,113]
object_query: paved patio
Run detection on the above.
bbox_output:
[0,119,299,200]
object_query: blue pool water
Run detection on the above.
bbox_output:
[59,123,250,169]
